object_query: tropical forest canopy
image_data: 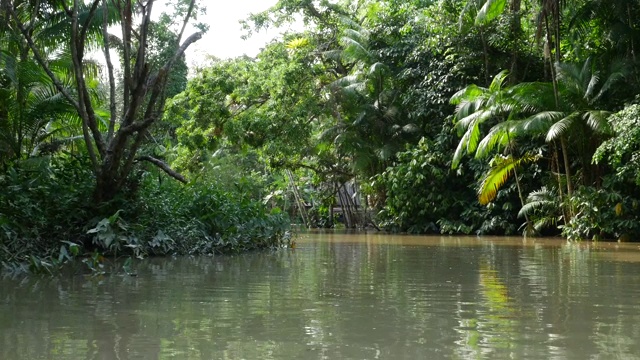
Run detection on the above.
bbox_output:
[2,0,640,270]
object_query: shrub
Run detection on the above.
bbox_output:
[1,155,290,272]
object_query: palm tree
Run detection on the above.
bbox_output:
[520,57,625,187]
[517,186,561,233]
[451,70,537,231]
[323,16,419,179]
[0,10,97,166]
[569,0,640,65]
[450,70,513,169]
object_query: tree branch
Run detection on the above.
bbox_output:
[102,0,117,142]
[80,0,101,42]
[119,0,132,114]
[176,0,196,45]
[26,0,41,31]
[8,6,78,110]
[137,155,187,183]
[132,0,153,87]
[147,31,203,91]
[70,0,106,159]
[142,30,203,124]
[7,3,102,171]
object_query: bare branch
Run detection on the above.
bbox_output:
[118,115,156,136]
[132,0,153,87]
[137,155,187,183]
[102,0,117,142]
[147,31,203,92]
[117,127,148,189]
[176,0,196,45]
[142,31,203,124]
[171,31,204,67]
[70,0,106,159]
[80,0,101,43]
[120,63,149,128]
[119,0,132,113]
[26,0,41,31]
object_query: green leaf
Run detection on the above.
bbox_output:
[546,113,578,142]
[478,153,540,205]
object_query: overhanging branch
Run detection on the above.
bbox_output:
[137,155,187,183]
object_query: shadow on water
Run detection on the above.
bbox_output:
[2,233,640,359]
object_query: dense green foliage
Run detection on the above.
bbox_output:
[0,0,289,273]
[230,0,640,239]
[0,154,289,273]
[3,0,640,272]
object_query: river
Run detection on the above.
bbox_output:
[2,232,640,359]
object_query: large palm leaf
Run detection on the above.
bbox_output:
[450,70,511,168]
[0,35,102,161]
[478,153,540,205]
[546,58,623,141]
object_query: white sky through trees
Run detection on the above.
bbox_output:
[178,0,288,65]
[94,1,297,75]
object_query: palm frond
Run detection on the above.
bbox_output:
[593,59,628,102]
[340,36,371,62]
[369,62,388,77]
[455,108,490,133]
[489,70,509,93]
[36,2,120,50]
[342,28,369,45]
[546,113,578,142]
[584,71,600,100]
[478,153,540,205]
[517,111,563,135]
[584,110,612,135]
[338,15,364,33]
[458,0,479,32]
[323,49,343,61]
[454,98,485,120]
[329,74,360,89]
[455,110,494,160]
[343,82,366,94]
[518,187,561,232]
[509,82,556,113]
[518,187,556,218]
[450,84,485,106]
[475,121,515,159]
[555,61,583,95]
[452,126,475,169]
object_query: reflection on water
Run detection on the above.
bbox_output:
[2,233,640,359]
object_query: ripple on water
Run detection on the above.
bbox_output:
[3,234,640,359]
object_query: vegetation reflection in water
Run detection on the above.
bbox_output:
[2,233,640,359]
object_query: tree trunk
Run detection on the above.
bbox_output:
[9,0,202,205]
[506,131,531,233]
[560,135,573,221]
[479,28,490,85]
[509,0,522,82]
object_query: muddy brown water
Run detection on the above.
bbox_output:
[2,232,640,359]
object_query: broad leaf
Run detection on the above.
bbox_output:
[475,0,507,25]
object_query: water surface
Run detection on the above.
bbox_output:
[2,233,640,359]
